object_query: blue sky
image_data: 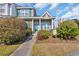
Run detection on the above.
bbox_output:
[17,3,79,19]
[17,3,79,27]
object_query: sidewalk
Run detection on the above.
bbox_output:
[10,33,37,56]
[68,50,79,56]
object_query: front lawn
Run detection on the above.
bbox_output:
[32,36,79,56]
[0,44,19,56]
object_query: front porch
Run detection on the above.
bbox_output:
[32,19,53,32]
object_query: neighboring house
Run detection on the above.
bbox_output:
[0,3,55,32]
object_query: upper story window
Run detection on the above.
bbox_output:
[0,4,5,9]
[17,9,33,17]
[0,4,5,15]
[0,9,5,13]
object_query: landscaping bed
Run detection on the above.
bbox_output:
[32,36,79,56]
[0,17,32,56]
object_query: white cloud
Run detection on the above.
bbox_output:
[34,3,47,9]
[61,5,79,19]
[49,3,59,10]
[34,3,59,9]
[61,12,72,18]
[54,6,70,17]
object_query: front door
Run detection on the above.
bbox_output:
[34,24,39,32]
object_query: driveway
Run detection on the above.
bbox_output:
[10,33,37,56]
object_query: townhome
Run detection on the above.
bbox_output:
[0,3,55,32]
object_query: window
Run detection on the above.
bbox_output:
[0,9,5,13]
[0,4,5,15]
[17,9,32,17]
[0,4,5,9]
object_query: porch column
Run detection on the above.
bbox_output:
[32,19,34,32]
[51,19,54,30]
[39,18,41,30]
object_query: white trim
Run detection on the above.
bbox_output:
[51,19,54,29]
[17,16,53,19]
[41,11,53,17]
[32,19,34,31]
[16,7,34,9]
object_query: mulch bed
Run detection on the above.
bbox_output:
[36,36,79,44]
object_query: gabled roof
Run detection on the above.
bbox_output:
[41,11,52,17]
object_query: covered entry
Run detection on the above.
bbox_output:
[34,20,39,32]
[34,19,52,32]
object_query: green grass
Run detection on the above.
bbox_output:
[0,45,19,56]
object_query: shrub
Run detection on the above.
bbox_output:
[37,30,51,40]
[57,20,78,40]
[51,29,57,38]
[73,19,79,28]
[26,28,32,36]
[0,17,27,44]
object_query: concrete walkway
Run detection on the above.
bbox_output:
[10,33,37,56]
[68,51,79,56]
